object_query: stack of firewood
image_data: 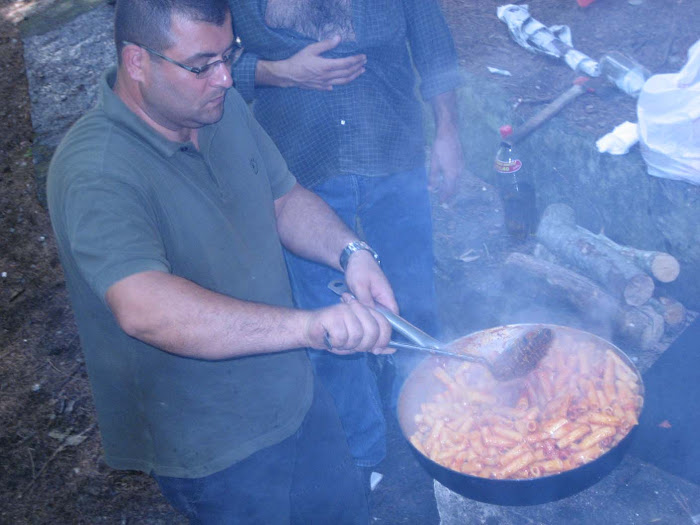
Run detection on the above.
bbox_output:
[505,203,685,350]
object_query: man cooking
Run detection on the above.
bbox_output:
[47,0,396,522]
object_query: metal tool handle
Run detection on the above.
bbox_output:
[327,280,490,366]
[327,279,444,349]
[385,339,490,366]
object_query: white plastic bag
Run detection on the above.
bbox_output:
[637,39,700,185]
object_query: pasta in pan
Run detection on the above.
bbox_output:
[409,330,642,480]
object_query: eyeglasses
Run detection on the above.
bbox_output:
[122,39,242,79]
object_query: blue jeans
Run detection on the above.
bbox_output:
[153,379,368,524]
[284,167,439,467]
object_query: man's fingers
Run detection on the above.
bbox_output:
[306,38,366,72]
[346,296,392,352]
[428,155,440,193]
[438,170,459,204]
[307,35,342,55]
[370,345,396,355]
[343,296,382,350]
[297,61,365,90]
[343,250,399,321]
[318,297,392,354]
[324,54,366,72]
[325,303,359,350]
[317,58,366,87]
[328,65,366,86]
[349,281,374,307]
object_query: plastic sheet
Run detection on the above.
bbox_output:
[637,39,700,185]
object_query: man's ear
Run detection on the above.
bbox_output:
[121,44,149,83]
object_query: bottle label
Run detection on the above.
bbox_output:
[495,158,522,173]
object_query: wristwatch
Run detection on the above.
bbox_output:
[339,241,380,272]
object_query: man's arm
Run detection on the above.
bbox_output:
[429,90,465,204]
[106,269,392,360]
[274,183,399,313]
[402,0,466,204]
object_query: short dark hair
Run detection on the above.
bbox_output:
[114,0,230,63]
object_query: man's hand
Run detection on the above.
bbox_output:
[303,248,398,356]
[429,128,464,204]
[303,295,393,355]
[344,249,398,315]
[258,36,366,91]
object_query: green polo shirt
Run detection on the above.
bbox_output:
[47,68,313,478]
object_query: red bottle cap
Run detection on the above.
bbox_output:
[499,125,513,139]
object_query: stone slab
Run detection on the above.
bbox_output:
[435,455,700,525]
[23,3,115,206]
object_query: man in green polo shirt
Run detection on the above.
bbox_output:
[47,0,398,522]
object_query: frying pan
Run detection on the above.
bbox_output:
[396,323,645,506]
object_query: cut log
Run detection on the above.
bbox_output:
[505,252,618,319]
[628,305,666,350]
[535,241,683,334]
[648,296,687,334]
[592,234,680,283]
[504,252,664,350]
[536,204,655,307]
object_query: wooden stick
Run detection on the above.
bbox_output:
[508,83,587,146]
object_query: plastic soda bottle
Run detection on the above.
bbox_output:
[599,51,650,97]
[494,125,537,241]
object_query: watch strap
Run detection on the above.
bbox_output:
[339,241,380,271]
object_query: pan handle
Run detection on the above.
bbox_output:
[327,279,444,349]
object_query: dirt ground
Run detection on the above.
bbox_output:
[1,0,698,523]
[441,0,699,140]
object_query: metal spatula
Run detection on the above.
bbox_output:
[327,280,552,381]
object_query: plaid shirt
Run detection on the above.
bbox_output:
[230,0,464,188]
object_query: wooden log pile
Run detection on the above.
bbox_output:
[505,203,685,350]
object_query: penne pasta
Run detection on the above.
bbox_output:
[542,417,569,436]
[556,425,591,450]
[585,413,620,426]
[409,329,641,479]
[535,458,565,473]
[498,443,530,466]
[576,426,616,450]
[492,425,524,443]
[497,450,536,478]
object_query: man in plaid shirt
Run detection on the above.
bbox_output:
[229,0,465,472]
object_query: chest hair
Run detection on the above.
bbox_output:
[265,0,355,41]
